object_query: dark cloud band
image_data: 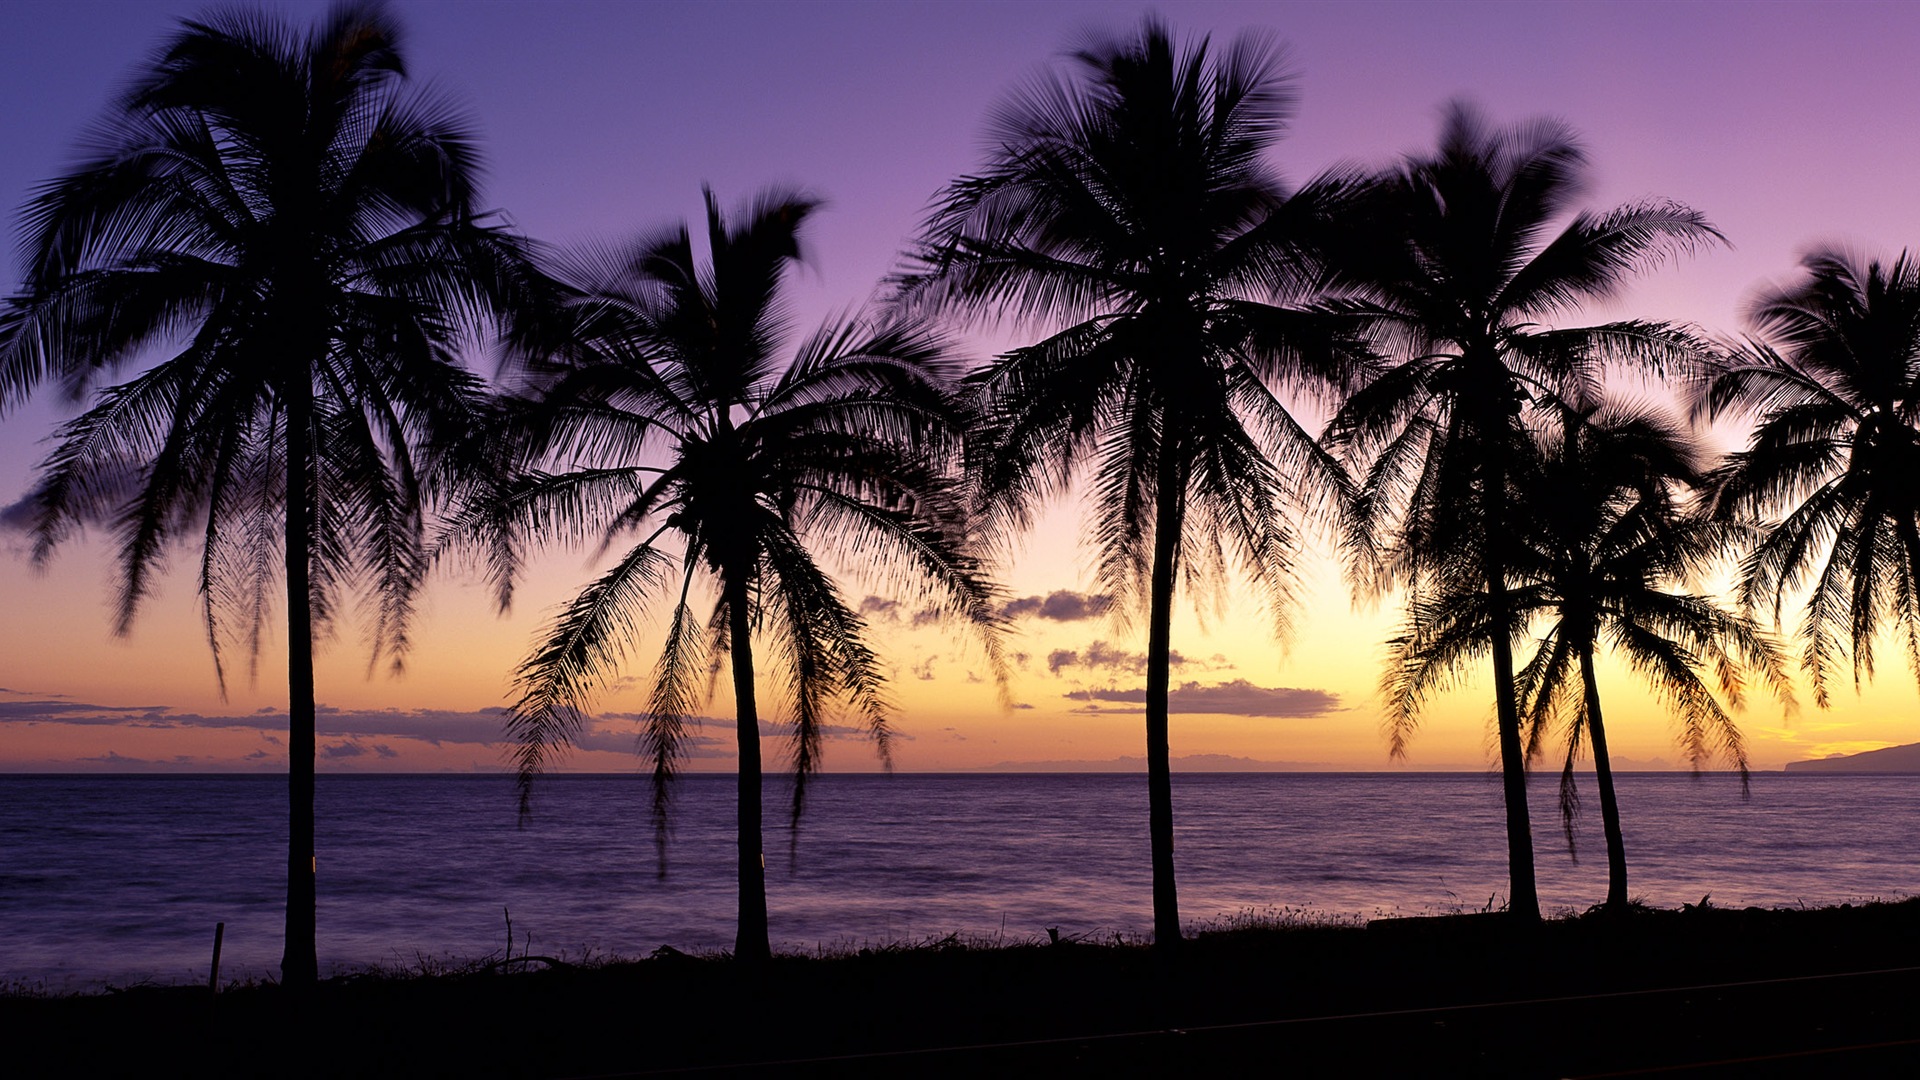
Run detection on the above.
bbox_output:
[1065,679,1340,717]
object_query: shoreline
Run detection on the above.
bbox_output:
[8,899,1919,1075]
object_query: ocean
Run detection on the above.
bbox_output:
[1,771,1914,990]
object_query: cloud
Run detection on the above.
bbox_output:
[0,700,516,746]
[1064,679,1340,717]
[568,715,725,757]
[1044,641,1238,677]
[857,596,946,628]
[858,596,903,620]
[1045,640,1166,676]
[911,656,937,681]
[68,750,208,769]
[1001,590,1111,622]
[570,714,910,762]
[0,493,40,533]
[310,707,515,746]
[320,741,401,760]
[76,750,163,767]
[0,700,171,722]
[5,699,913,763]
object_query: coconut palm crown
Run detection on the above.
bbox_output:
[477,188,1004,965]
[0,1,534,984]
[1693,248,1920,706]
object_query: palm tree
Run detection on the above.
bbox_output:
[0,2,533,984]
[484,188,1003,966]
[899,17,1362,950]
[1387,403,1788,912]
[1325,103,1721,921]
[1693,249,1920,707]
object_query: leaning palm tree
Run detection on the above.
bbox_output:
[1325,103,1721,921]
[899,17,1362,950]
[1389,403,1787,912]
[0,2,533,984]
[482,189,1003,966]
[1693,249,1920,707]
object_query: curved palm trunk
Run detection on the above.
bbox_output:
[1581,649,1629,910]
[1145,453,1185,952]
[282,381,319,986]
[1480,421,1540,923]
[727,573,772,966]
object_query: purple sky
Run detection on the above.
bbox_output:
[4,0,1919,772]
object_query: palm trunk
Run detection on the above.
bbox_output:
[1581,649,1629,911]
[282,380,319,986]
[1146,452,1185,952]
[1481,420,1539,923]
[727,572,772,966]
[1900,516,1920,614]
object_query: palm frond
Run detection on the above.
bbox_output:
[507,539,676,816]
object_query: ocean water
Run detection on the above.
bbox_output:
[1,771,1914,990]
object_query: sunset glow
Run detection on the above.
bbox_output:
[5,0,1920,777]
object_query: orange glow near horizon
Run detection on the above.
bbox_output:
[0,515,1883,776]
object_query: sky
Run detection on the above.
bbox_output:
[3,0,1920,775]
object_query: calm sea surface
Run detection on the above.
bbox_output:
[1,772,1914,990]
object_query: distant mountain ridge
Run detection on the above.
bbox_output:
[1786,742,1920,773]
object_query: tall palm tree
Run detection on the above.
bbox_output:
[485,189,1003,966]
[1386,403,1787,912]
[1693,249,1920,706]
[1325,103,1721,921]
[900,18,1362,950]
[0,2,533,984]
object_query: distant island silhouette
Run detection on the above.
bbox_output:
[1786,742,1920,773]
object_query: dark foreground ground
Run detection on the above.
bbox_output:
[8,900,1919,1077]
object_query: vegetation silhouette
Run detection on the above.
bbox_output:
[1693,249,1920,707]
[476,188,1003,966]
[0,1,534,984]
[1386,401,1790,911]
[899,17,1365,950]
[1324,103,1722,921]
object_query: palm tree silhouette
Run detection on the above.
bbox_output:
[1694,249,1920,707]
[1326,103,1720,921]
[0,0,529,980]
[486,189,1002,966]
[1386,403,1787,912]
[0,2,532,985]
[900,17,1361,950]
